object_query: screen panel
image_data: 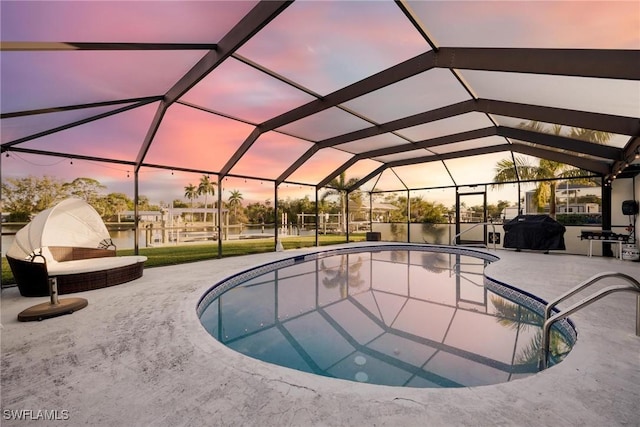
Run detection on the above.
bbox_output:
[230,132,314,180]
[335,133,410,155]
[444,151,515,186]
[392,162,455,189]
[180,57,316,124]
[458,70,640,118]
[429,136,508,155]
[342,69,472,123]
[288,147,354,185]
[1,50,205,112]
[491,115,631,149]
[18,102,160,162]
[276,107,372,142]
[237,0,430,95]
[396,112,495,142]
[406,0,640,49]
[145,103,255,172]
[1,103,138,144]
[1,1,257,43]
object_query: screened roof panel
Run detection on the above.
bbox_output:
[391,162,455,189]
[275,107,373,142]
[179,57,316,124]
[429,136,508,155]
[406,1,640,49]
[373,149,434,164]
[1,50,205,112]
[1,103,137,144]
[395,112,495,142]
[359,169,404,193]
[459,70,640,118]
[334,133,410,155]
[1,1,638,200]
[18,102,160,162]
[444,151,516,186]
[236,0,430,95]
[490,115,631,149]
[513,141,614,163]
[341,69,472,123]
[338,159,384,186]
[229,132,314,180]
[1,1,257,43]
[287,148,354,185]
[145,103,255,172]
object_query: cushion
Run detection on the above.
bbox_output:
[47,256,147,276]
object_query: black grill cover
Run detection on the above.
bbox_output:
[503,215,566,251]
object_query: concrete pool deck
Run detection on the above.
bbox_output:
[1,243,639,426]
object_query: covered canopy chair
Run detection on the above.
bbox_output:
[6,198,147,297]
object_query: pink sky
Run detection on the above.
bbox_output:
[2,1,638,205]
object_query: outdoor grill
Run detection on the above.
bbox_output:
[503,215,566,251]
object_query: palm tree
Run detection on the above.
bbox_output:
[320,255,364,298]
[490,296,572,366]
[197,175,216,222]
[227,190,243,223]
[321,172,360,233]
[492,121,611,218]
[494,156,570,217]
[184,183,197,222]
[568,127,612,144]
[419,251,447,273]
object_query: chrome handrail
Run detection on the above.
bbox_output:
[450,221,497,251]
[540,272,640,369]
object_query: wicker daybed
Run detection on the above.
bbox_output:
[6,198,147,297]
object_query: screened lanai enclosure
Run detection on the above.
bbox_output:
[1,1,639,258]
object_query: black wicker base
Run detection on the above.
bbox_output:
[7,256,145,297]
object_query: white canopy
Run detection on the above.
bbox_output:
[7,198,111,260]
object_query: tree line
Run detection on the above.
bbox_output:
[2,174,467,226]
[1,176,158,222]
[4,171,597,228]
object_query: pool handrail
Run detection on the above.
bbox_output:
[540,271,640,369]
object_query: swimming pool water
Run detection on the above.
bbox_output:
[198,246,575,388]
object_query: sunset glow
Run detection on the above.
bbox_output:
[1,0,638,204]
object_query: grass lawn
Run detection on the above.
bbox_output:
[1,235,365,286]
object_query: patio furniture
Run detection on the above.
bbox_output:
[6,198,147,297]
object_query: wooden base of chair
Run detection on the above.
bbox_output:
[17,298,88,322]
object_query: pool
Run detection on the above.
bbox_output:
[197,245,576,388]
